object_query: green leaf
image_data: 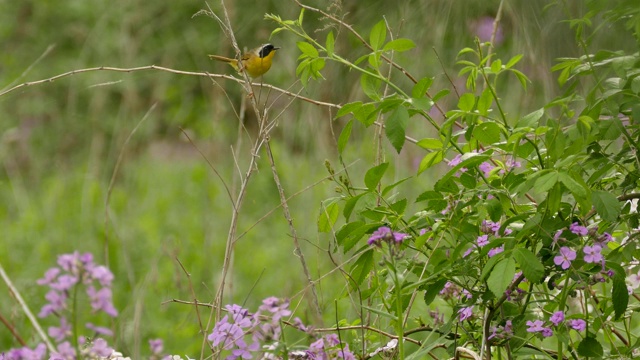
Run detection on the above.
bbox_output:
[412,77,434,98]
[516,108,544,128]
[385,105,409,153]
[365,162,389,190]
[490,59,502,73]
[434,152,490,188]
[592,190,621,222]
[354,103,378,127]
[361,73,382,101]
[343,193,365,220]
[505,54,523,69]
[418,151,444,173]
[297,41,318,58]
[350,249,374,286]
[457,93,476,112]
[382,177,411,197]
[476,87,493,116]
[577,337,603,358]
[423,279,448,305]
[336,101,363,119]
[383,38,416,52]
[534,170,559,193]
[416,190,444,202]
[370,20,387,50]
[325,31,335,57]
[487,257,516,298]
[598,117,623,140]
[558,171,588,199]
[473,122,501,145]
[612,270,629,320]
[318,199,340,233]
[512,248,544,283]
[337,119,353,154]
[417,138,443,150]
[390,198,407,215]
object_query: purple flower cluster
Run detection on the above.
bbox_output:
[208,298,307,360]
[307,334,356,360]
[367,226,408,246]
[526,311,587,338]
[34,251,119,359]
[488,320,513,341]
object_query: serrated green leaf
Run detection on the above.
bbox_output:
[457,93,476,112]
[337,119,353,154]
[318,200,340,233]
[370,20,387,50]
[417,138,443,150]
[343,193,365,221]
[612,270,629,320]
[385,105,409,153]
[592,190,621,222]
[354,103,378,127]
[412,77,434,98]
[382,177,411,197]
[326,31,335,57]
[434,152,490,188]
[534,171,559,193]
[558,171,588,198]
[423,279,448,305]
[416,190,444,202]
[361,73,382,101]
[487,258,516,298]
[477,87,493,116]
[490,59,502,73]
[517,108,544,128]
[418,151,444,173]
[577,337,603,358]
[336,101,363,119]
[512,248,544,283]
[473,122,501,145]
[505,54,523,69]
[297,41,318,58]
[383,38,415,52]
[598,117,623,140]
[350,249,374,286]
[365,162,389,190]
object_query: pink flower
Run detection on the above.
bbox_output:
[583,244,603,263]
[554,247,576,270]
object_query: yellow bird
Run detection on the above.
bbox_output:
[208,44,280,78]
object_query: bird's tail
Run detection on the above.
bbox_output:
[208,55,239,71]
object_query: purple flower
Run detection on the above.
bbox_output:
[458,306,473,321]
[549,311,564,326]
[50,274,78,291]
[477,235,489,247]
[599,232,613,244]
[526,320,545,333]
[554,247,576,270]
[553,230,563,246]
[91,338,113,357]
[488,245,504,258]
[479,162,494,177]
[481,220,501,235]
[86,322,114,336]
[569,222,588,236]
[90,265,114,287]
[48,318,71,342]
[583,244,603,263]
[448,154,463,167]
[367,226,408,245]
[87,286,118,317]
[568,319,586,331]
[541,327,553,337]
[53,341,76,359]
[149,339,164,355]
[37,268,60,286]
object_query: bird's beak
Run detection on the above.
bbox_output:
[274,46,281,50]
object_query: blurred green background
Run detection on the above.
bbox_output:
[1,0,635,357]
